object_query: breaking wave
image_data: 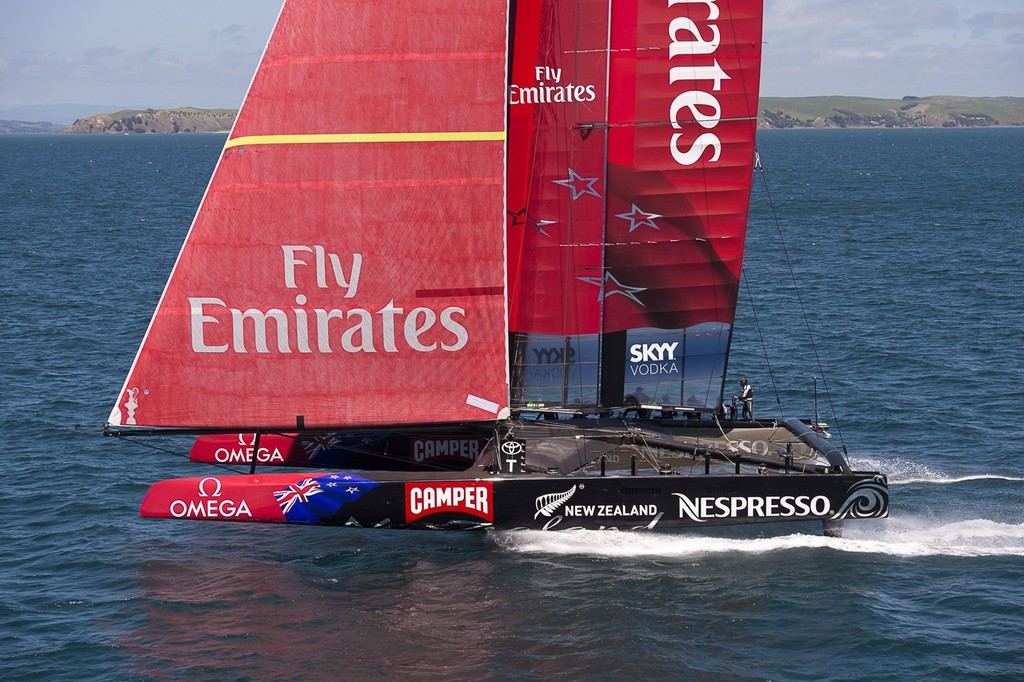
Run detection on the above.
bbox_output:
[892,474,1024,486]
[495,518,1024,559]
[848,456,1024,486]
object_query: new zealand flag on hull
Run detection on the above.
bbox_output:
[273,473,380,524]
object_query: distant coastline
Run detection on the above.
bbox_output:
[0,107,235,134]
[61,107,237,134]
[2,96,1022,133]
[759,95,1024,129]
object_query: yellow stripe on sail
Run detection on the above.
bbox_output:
[224,131,506,149]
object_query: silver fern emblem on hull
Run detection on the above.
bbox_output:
[831,475,889,520]
[534,485,578,519]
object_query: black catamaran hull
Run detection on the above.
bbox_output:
[140,468,887,535]
[142,419,887,535]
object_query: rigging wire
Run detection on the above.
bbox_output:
[741,153,786,417]
[740,265,785,417]
[752,148,847,449]
[111,434,248,475]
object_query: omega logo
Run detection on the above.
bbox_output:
[197,477,223,498]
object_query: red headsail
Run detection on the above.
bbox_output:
[109,0,510,431]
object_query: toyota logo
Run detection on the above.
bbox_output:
[500,440,525,456]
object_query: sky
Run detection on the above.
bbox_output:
[1,0,1021,118]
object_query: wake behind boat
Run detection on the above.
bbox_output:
[106,0,888,536]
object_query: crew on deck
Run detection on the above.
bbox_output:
[732,378,754,421]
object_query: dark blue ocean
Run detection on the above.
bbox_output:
[2,129,1022,680]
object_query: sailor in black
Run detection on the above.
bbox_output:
[736,378,754,421]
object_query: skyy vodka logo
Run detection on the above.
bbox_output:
[187,245,469,355]
[628,341,680,377]
[528,339,582,382]
[668,0,731,166]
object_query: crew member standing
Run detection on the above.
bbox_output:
[737,378,754,421]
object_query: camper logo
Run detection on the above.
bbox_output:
[405,482,494,523]
[412,437,483,463]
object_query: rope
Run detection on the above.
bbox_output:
[109,434,248,474]
[741,270,785,417]
[752,148,846,449]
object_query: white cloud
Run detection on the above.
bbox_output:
[762,0,1024,96]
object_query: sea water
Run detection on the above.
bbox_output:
[1,129,1022,680]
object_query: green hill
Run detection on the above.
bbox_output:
[759,96,1024,128]
[63,107,236,134]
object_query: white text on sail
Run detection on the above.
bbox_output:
[668,0,729,166]
[188,245,469,354]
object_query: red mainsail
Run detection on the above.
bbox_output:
[508,0,763,410]
[108,0,510,431]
